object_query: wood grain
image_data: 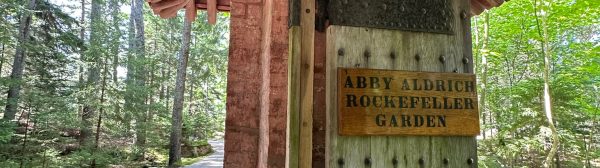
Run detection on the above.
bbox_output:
[299,0,315,167]
[286,26,301,168]
[337,68,479,136]
[326,0,478,167]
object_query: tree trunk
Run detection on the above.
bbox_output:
[4,0,36,121]
[535,0,559,167]
[91,51,109,168]
[479,12,490,139]
[80,0,102,147]
[1,44,5,75]
[77,0,86,128]
[110,0,120,84]
[131,0,147,154]
[168,20,192,168]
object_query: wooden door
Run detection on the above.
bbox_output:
[324,0,478,167]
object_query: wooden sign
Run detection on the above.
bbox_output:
[338,68,480,136]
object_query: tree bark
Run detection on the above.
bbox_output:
[168,20,192,168]
[535,0,559,167]
[131,0,147,154]
[80,0,102,147]
[4,0,36,121]
[109,0,120,84]
[479,12,490,139]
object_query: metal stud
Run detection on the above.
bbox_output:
[392,158,398,165]
[390,52,396,59]
[439,55,446,63]
[338,48,345,56]
[467,158,474,165]
[443,158,449,165]
[364,157,371,166]
[415,54,421,61]
[418,158,425,165]
[337,158,345,165]
[364,50,371,58]
[462,57,470,64]
[453,68,458,73]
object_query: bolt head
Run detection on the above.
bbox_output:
[415,54,421,61]
[443,158,449,165]
[439,55,446,63]
[364,50,371,58]
[462,57,470,64]
[364,157,371,165]
[418,158,425,165]
[337,158,345,165]
[467,158,474,165]
[338,48,345,56]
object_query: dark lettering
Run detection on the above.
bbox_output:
[402,79,411,90]
[424,79,434,90]
[454,98,463,109]
[360,95,371,107]
[465,81,475,92]
[413,79,422,90]
[345,76,354,88]
[410,97,419,108]
[465,98,474,109]
[370,77,380,88]
[437,115,447,127]
[448,80,453,92]
[357,76,367,88]
[373,96,383,108]
[389,115,398,127]
[401,115,412,127]
[443,97,453,109]
[376,114,386,126]
[426,115,436,127]
[432,97,442,109]
[421,97,431,108]
[346,94,357,107]
[384,96,396,108]
[399,96,408,108]
[383,77,393,90]
[414,115,424,127]
[455,81,464,92]
[436,80,445,91]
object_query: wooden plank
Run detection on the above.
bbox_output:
[337,68,479,136]
[326,0,477,167]
[299,0,315,167]
[286,26,301,168]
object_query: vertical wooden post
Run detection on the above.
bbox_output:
[288,0,315,167]
[325,0,477,167]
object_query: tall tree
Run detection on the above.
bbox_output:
[168,19,192,168]
[81,0,102,147]
[131,0,148,154]
[3,0,36,121]
[535,0,559,166]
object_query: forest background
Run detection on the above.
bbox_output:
[0,0,598,167]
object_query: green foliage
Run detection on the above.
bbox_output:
[0,0,228,166]
[474,0,600,167]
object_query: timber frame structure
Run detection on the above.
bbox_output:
[148,0,506,167]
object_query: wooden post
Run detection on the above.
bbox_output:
[325,0,477,167]
[287,0,315,167]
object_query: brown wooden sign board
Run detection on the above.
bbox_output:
[338,68,480,136]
